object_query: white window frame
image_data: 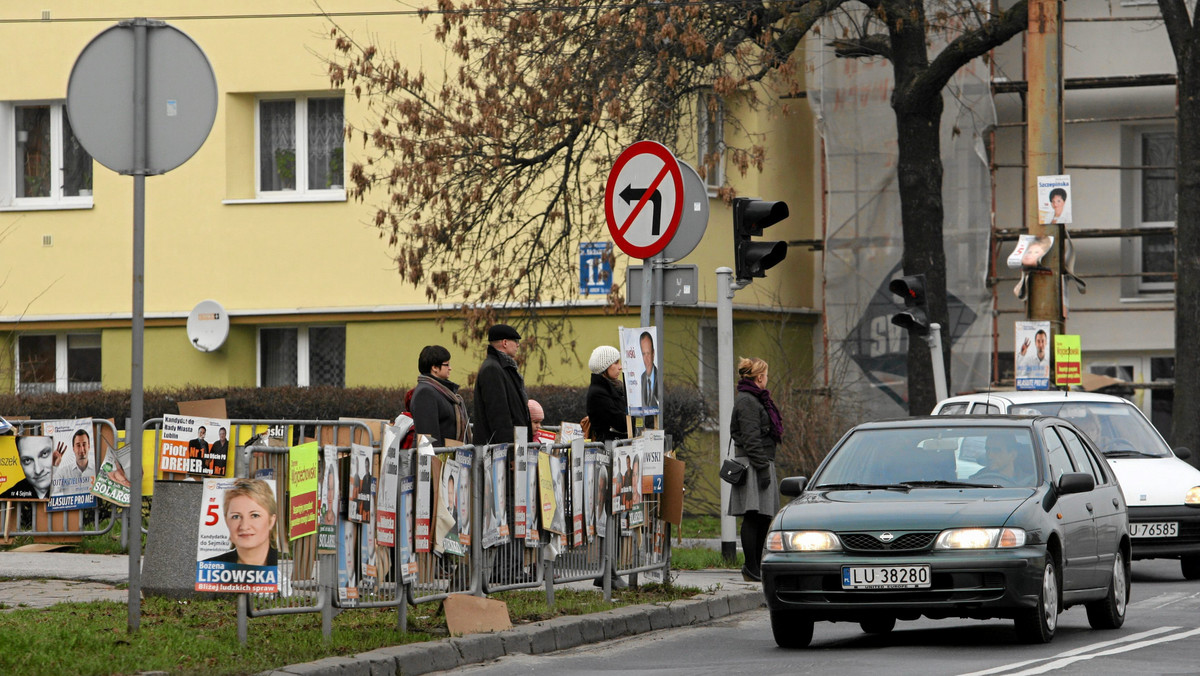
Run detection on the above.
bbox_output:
[13,332,101,394]
[256,325,345,387]
[0,101,93,211]
[253,94,345,202]
[1133,127,1175,295]
[697,92,725,196]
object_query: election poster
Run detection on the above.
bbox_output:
[288,441,319,540]
[1036,174,1072,225]
[590,448,609,540]
[641,429,665,494]
[376,425,405,547]
[539,448,566,535]
[91,442,133,507]
[570,439,585,547]
[619,326,661,417]
[159,414,232,477]
[558,422,584,443]
[437,456,466,557]
[318,446,340,555]
[1015,320,1052,390]
[337,517,359,606]
[415,437,434,553]
[360,482,378,593]
[454,447,473,547]
[482,445,510,549]
[398,472,417,583]
[513,428,528,540]
[1,435,49,500]
[347,444,373,524]
[42,419,97,511]
[195,477,280,594]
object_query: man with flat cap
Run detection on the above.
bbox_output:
[474,324,532,444]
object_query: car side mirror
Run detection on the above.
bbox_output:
[779,476,808,497]
[1057,472,1095,495]
[1174,447,1192,461]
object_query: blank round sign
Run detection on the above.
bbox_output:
[66,21,217,175]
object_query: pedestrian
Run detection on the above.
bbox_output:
[410,345,472,447]
[585,344,630,589]
[473,324,532,444]
[585,345,628,442]
[528,399,545,435]
[729,357,781,583]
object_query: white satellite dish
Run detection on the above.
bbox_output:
[186,300,229,352]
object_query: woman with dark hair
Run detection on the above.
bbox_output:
[729,357,782,582]
[410,344,471,447]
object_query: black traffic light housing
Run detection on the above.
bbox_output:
[889,274,929,335]
[734,197,789,282]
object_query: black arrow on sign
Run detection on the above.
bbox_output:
[620,184,663,236]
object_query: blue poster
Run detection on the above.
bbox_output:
[579,242,613,295]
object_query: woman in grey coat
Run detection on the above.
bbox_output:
[728,357,782,582]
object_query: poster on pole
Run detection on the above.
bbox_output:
[195,477,280,593]
[1055,334,1082,387]
[1036,174,1072,225]
[1015,321,1052,390]
[44,418,97,511]
[619,326,661,417]
[287,441,319,540]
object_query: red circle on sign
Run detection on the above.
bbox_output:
[604,140,684,259]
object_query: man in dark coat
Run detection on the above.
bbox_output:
[410,345,471,447]
[473,324,531,444]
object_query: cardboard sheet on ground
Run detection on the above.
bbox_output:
[444,595,512,636]
[177,399,228,418]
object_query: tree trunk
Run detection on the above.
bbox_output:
[1174,53,1200,462]
[894,102,951,415]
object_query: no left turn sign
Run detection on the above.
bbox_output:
[605,141,684,259]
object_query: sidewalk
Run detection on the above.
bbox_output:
[0,551,765,674]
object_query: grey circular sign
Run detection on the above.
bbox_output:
[67,21,217,175]
[661,161,710,262]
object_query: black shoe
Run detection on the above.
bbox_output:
[741,566,761,582]
[594,573,629,590]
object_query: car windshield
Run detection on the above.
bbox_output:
[1010,400,1173,458]
[814,426,1040,489]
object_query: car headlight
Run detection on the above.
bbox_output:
[765,530,842,552]
[934,527,1026,549]
[1186,487,1200,506]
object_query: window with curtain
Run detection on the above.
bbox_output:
[8,102,92,205]
[257,96,344,195]
[1139,131,1175,293]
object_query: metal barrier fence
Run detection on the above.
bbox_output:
[610,438,672,587]
[1,418,121,540]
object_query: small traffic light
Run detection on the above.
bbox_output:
[889,274,929,335]
[734,197,789,282]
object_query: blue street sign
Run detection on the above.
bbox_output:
[580,242,613,295]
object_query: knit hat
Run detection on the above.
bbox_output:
[527,399,544,423]
[588,345,621,375]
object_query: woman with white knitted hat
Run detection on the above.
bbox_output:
[585,345,628,443]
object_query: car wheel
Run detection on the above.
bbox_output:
[1086,549,1128,629]
[770,609,815,649]
[860,616,896,634]
[1182,555,1200,581]
[1015,559,1058,644]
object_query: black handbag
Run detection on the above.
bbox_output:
[719,458,747,486]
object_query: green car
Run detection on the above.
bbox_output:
[762,416,1130,648]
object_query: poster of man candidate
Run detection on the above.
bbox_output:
[317,446,340,555]
[454,447,473,546]
[619,326,660,417]
[437,457,466,556]
[159,414,232,477]
[482,445,510,549]
[91,442,133,507]
[359,480,378,593]
[195,477,280,594]
[348,444,373,524]
[399,472,418,583]
[44,419,97,511]
[589,448,609,540]
[338,516,359,606]
[287,441,319,541]
[0,435,53,500]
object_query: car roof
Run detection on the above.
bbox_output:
[854,415,1056,430]
[937,391,1133,407]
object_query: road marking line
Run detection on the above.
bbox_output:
[1004,627,1200,676]
[956,626,1180,676]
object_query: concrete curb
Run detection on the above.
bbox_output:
[261,587,765,675]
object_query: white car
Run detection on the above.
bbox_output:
[933,391,1200,580]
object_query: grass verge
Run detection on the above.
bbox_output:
[0,584,700,675]
[671,546,743,570]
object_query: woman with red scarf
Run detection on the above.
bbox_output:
[728,357,782,582]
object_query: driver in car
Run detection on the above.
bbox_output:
[971,441,1037,487]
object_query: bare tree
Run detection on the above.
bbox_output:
[328,0,1027,403]
[1157,0,1200,462]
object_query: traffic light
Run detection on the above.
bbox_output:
[889,274,929,335]
[733,197,789,282]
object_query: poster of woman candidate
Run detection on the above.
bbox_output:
[195,477,280,594]
[45,418,97,511]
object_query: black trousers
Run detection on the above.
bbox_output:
[740,511,772,574]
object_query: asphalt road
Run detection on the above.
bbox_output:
[457,558,1200,676]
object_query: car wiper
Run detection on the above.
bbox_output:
[1102,449,1154,458]
[813,482,911,492]
[899,480,1000,489]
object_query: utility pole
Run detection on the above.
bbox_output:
[1026,0,1065,334]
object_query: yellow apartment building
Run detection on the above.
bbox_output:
[0,1,819,399]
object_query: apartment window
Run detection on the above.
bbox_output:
[697,92,724,194]
[257,96,344,195]
[260,326,345,387]
[2,102,93,207]
[1136,130,1175,293]
[15,333,101,394]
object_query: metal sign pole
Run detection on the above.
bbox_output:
[654,254,666,411]
[717,267,742,562]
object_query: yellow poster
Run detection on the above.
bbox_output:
[538,450,564,535]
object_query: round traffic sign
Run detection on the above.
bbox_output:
[604,141,684,259]
[661,161,710,262]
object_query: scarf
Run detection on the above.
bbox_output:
[417,374,471,443]
[737,378,783,441]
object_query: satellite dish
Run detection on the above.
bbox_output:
[186,300,229,352]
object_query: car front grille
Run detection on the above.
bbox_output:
[839,532,938,553]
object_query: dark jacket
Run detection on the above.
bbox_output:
[410,375,471,447]
[731,390,777,472]
[473,346,531,444]
[586,373,629,442]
